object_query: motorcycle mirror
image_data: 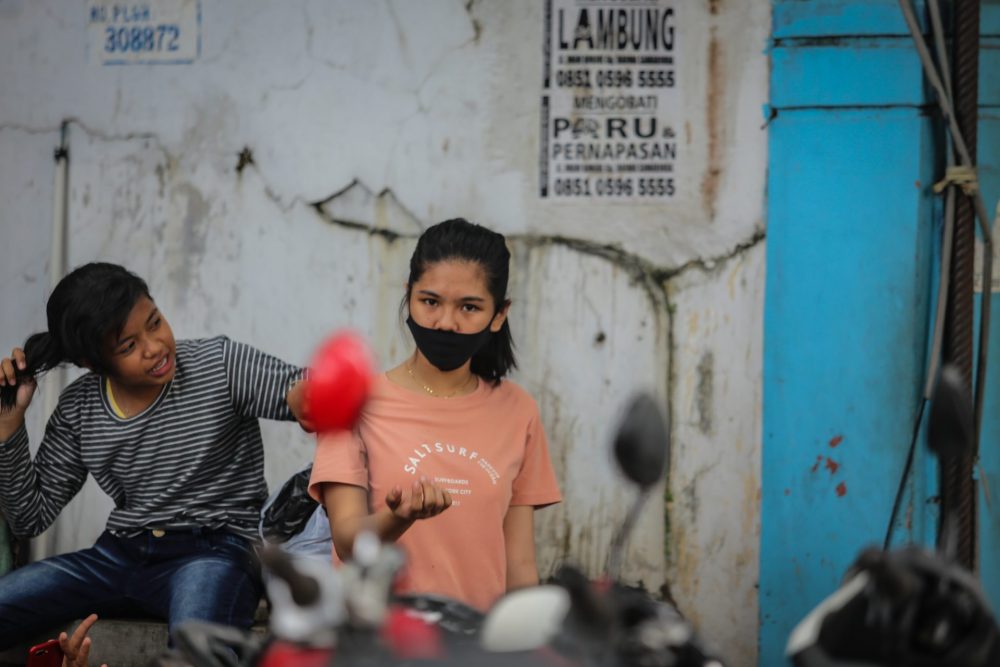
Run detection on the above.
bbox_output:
[306,330,376,434]
[613,393,670,489]
[928,364,975,562]
[928,364,975,463]
[479,585,571,653]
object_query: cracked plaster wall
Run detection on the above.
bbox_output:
[0,1,768,664]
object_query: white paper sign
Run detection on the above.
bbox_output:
[540,0,681,201]
[88,1,200,65]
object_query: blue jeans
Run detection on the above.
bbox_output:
[0,529,261,650]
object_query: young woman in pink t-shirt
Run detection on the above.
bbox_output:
[309,218,562,611]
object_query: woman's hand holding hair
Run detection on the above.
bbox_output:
[0,348,36,438]
[385,477,453,521]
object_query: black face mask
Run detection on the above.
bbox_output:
[406,316,494,372]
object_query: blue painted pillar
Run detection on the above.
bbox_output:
[761,2,938,664]
[975,4,1000,622]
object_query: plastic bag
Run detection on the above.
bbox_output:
[260,465,323,544]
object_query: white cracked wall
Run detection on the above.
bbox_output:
[0,1,768,664]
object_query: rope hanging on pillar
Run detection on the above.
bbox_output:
[884,2,993,568]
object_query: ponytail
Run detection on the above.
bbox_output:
[0,331,68,410]
[22,332,66,376]
[470,315,516,386]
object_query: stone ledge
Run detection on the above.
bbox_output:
[0,608,268,667]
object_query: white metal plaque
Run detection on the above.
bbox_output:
[88,1,200,65]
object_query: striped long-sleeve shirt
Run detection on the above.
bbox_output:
[0,336,303,540]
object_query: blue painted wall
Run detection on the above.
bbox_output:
[764,1,1000,664]
[763,1,947,664]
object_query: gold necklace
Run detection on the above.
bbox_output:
[406,363,473,398]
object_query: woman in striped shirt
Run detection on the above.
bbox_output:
[0,262,309,650]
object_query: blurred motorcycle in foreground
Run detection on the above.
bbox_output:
[164,393,723,667]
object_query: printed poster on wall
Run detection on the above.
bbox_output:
[540,0,679,201]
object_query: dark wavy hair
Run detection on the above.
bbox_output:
[0,262,151,410]
[404,218,516,385]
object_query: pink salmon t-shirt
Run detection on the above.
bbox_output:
[308,373,562,611]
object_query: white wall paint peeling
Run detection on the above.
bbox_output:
[0,1,769,664]
[668,242,765,665]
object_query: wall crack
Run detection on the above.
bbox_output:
[0,119,175,164]
[661,227,766,281]
[291,176,767,312]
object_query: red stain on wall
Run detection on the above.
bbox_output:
[835,482,847,497]
[824,458,840,474]
[810,455,823,473]
[829,435,843,448]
